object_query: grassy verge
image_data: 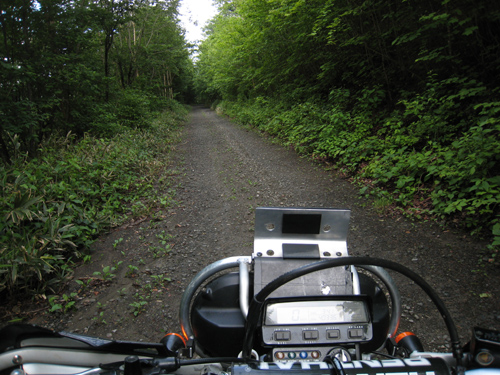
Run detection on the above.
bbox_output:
[0,106,188,298]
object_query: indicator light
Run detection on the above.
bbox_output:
[311,351,321,359]
[275,352,285,360]
[300,351,308,359]
[395,331,424,353]
[476,351,494,366]
[288,352,297,359]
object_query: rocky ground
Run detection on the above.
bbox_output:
[4,106,499,355]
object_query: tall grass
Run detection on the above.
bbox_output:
[0,108,187,297]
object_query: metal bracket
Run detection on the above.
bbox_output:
[253,207,350,259]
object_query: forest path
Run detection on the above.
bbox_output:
[26,106,499,350]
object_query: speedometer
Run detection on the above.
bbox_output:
[265,300,369,325]
[261,296,373,346]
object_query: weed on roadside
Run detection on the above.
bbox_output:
[93,262,122,281]
[130,293,148,317]
[48,292,78,313]
[0,108,186,299]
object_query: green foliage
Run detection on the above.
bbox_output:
[113,238,124,248]
[48,292,78,313]
[113,3,193,101]
[198,0,500,251]
[130,293,148,316]
[151,274,171,288]
[0,0,193,163]
[93,263,121,281]
[0,0,191,298]
[126,265,139,277]
[219,94,500,249]
[0,107,187,297]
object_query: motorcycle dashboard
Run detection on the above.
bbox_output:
[261,296,373,347]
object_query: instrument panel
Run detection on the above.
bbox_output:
[261,297,373,347]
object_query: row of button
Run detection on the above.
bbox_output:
[274,329,364,341]
[275,350,322,360]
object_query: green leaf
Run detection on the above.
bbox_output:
[463,26,478,36]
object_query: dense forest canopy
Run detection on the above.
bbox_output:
[196,0,500,105]
[195,0,500,254]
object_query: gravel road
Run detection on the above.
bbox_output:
[25,106,500,354]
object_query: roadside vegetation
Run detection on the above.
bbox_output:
[195,0,500,257]
[0,106,187,298]
[0,0,191,298]
[2,0,499,302]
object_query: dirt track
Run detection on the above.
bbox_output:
[23,106,500,351]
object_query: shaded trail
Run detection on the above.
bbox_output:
[24,106,500,350]
[171,107,499,348]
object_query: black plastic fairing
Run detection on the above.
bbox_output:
[191,272,247,357]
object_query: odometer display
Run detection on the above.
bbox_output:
[265,300,368,325]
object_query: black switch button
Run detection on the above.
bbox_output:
[275,331,291,341]
[327,329,340,339]
[348,329,364,339]
[303,330,319,340]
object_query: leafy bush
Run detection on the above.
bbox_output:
[0,108,187,297]
[114,89,153,129]
[89,104,124,137]
[216,94,500,254]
